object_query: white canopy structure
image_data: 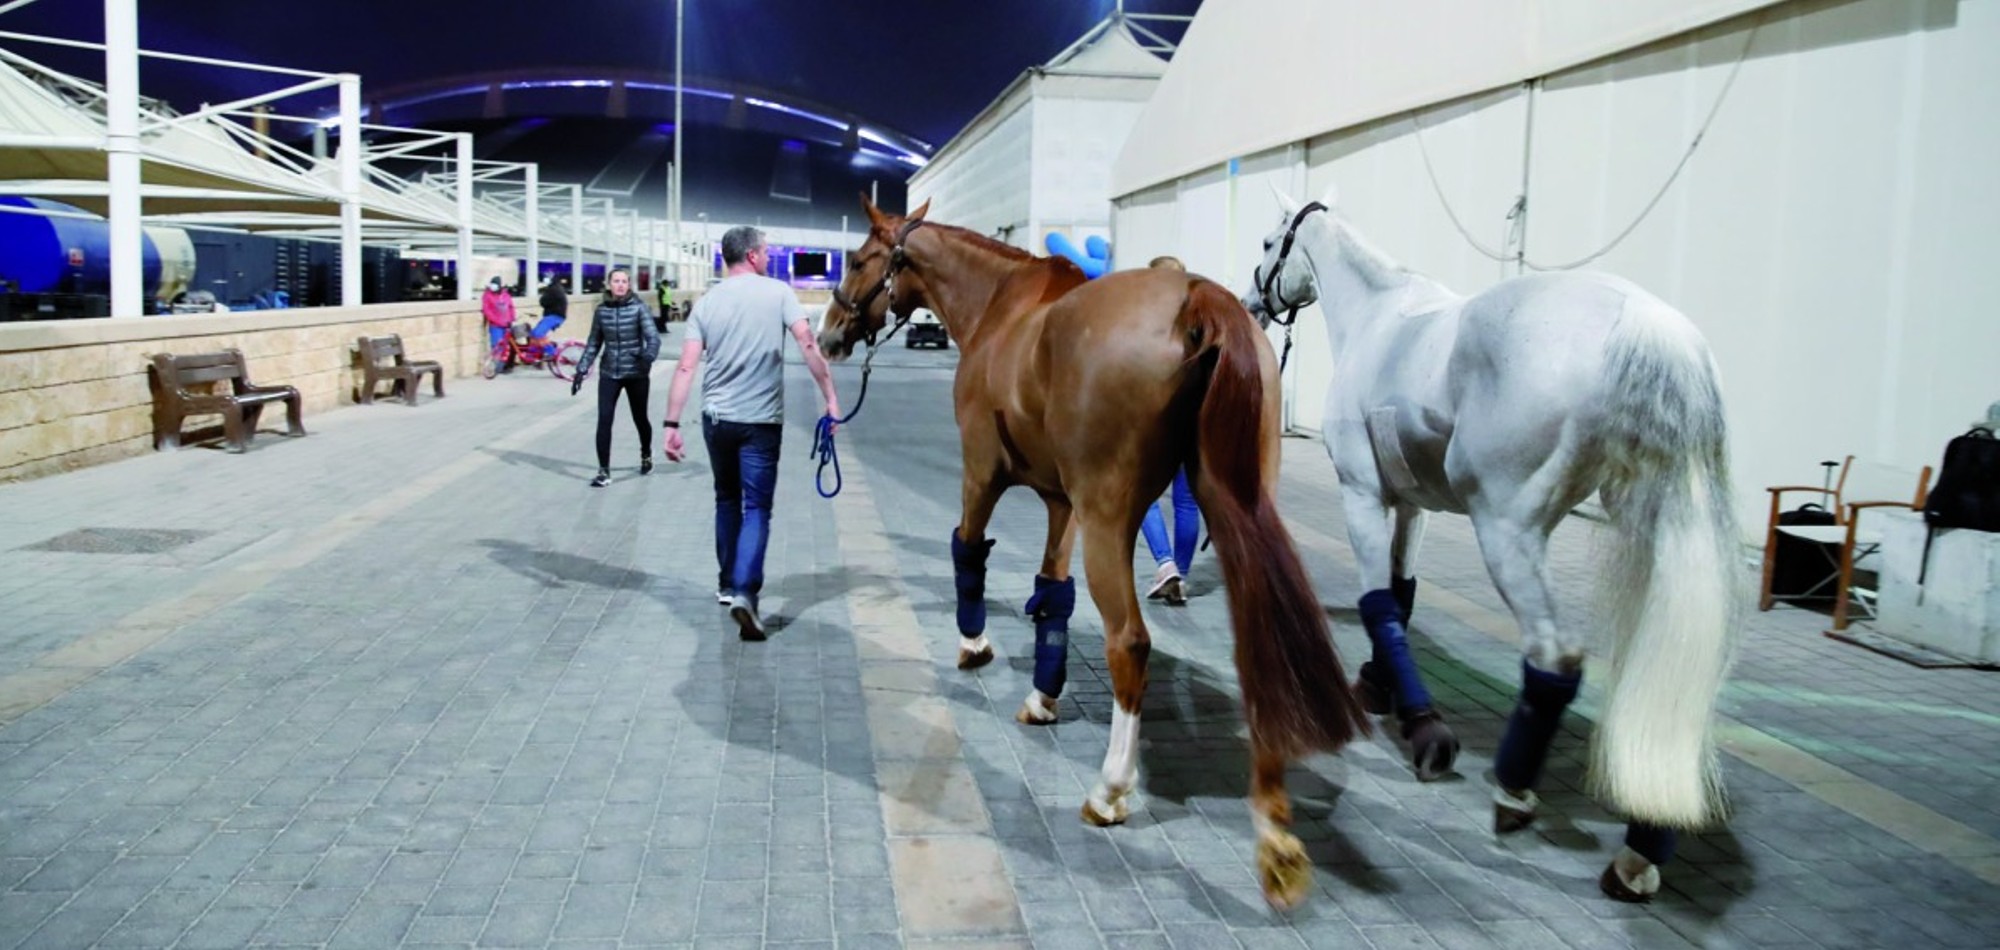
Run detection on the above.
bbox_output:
[906,10,1183,253]
[0,13,695,312]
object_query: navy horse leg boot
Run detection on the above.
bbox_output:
[1492,659,1584,833]
[1359,588,1459,780]
[1601,823,1678,903]
[1017,575,1075,724]
[1355,576,1420,713]
[952,529,997,670]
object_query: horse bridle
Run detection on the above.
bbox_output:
[811,218,928,489]
[1251,200,1326,374]
[831,218,926,349]
[1254,200,1327,329]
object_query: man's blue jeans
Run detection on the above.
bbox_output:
[704,417,782,597]
[1140,467,1199,574]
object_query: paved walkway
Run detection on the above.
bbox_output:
[2,344,1997,949]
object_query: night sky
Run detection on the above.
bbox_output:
[3,1,1203,147]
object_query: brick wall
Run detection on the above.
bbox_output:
[0,295,600,482]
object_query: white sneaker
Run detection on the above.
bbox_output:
[1146,562,1181,599]
[729,594,766,641]
[716,589,732,605]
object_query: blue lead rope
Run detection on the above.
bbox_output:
[810,314,914,499]
[811,364,872,498]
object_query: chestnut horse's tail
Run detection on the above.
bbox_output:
[1180,279,1368,758]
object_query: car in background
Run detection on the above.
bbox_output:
[905,311,950,349]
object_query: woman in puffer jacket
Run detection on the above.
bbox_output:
[571,268,661,487]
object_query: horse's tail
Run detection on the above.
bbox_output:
[1592,300,1744,829]
[1181,278,1369,758]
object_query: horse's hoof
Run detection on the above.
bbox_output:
[1493,788,1538,835]
[1352,663,1392,716]
[1598,862,1656,904]
[1599,846,1662,903]
[1080,794,1129,827]
[956,638,994,670]
[1256,833,1313,911]
[1402,711,1459,782]
[1015,690,1058,725]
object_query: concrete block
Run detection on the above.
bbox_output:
[1878,509,2000,662]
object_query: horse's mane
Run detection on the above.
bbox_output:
[921,221,1040,263]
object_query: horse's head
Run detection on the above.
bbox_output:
[1243,182,1337,326]
[819,194,932,360]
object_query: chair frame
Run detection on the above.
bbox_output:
[1758,454,1932,631]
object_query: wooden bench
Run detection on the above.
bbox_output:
[147,349,305,453]
[356,334,444,406]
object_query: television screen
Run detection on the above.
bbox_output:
[791,251,831,279]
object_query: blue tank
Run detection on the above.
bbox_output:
[0,196,193,300]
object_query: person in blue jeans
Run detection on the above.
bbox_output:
[663,225,841,641]
[1141,468,1200,605]
[1136,255,1201,605]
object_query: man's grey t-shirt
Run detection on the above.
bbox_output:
[687,273,807,425]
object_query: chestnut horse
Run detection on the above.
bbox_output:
[820,197,1367,908]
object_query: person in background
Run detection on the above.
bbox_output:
[533,276,568,340]
[1138,255,1201,605]
[570,268,660,487]
[661,226,841,641]
[481,276,516,373]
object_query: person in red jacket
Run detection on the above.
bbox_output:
[481,276,517,373]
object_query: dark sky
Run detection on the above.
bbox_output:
[3,0,1202,146]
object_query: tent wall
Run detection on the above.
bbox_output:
[1028,83,1157,253]
[1112,0,2000,535]
[905,101,1033,247]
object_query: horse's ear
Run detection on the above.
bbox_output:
[860,191,886,229]
[908,198,931,222]
[1318,181,1340,208]
[1266,180,1299,216]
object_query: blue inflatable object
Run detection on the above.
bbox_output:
[1044,232,1110,279]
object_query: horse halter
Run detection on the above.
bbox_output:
[1254,200,1327,328]
[831,218,926,347]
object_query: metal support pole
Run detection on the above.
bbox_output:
[570,184,583,292]
[524,164,540,291]
[627,210,640,284]
[602,200,615,272]
[673,0,684,260]
[337,74,362,306]
[456,133,474,299]
[104,0,142,317]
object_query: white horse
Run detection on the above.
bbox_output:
[1243,185,1743,902]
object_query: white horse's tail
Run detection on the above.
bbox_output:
[1591,301,1744,829]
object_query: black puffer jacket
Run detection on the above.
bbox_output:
[578,293,660,380]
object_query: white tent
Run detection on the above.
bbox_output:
[907,13,1172,254]
[1109,0,2000,535]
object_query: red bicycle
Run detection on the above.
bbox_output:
[483,323,586,380]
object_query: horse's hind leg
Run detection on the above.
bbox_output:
[1250,742,1311,910]
[1473,517,1587,835]
[1390,503,1427,622]
[952,474,1008,671]
[1075,505,1145,826]
[1017,495,1078,725]
[1341,489,1459,780]
[1601,823,1677,902]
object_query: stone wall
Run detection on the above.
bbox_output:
[0,295,600,482]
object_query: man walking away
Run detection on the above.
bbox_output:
[663,226,841,641]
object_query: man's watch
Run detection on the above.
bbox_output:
[663,420,680,429]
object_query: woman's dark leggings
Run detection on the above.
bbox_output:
[595,375,652,470]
